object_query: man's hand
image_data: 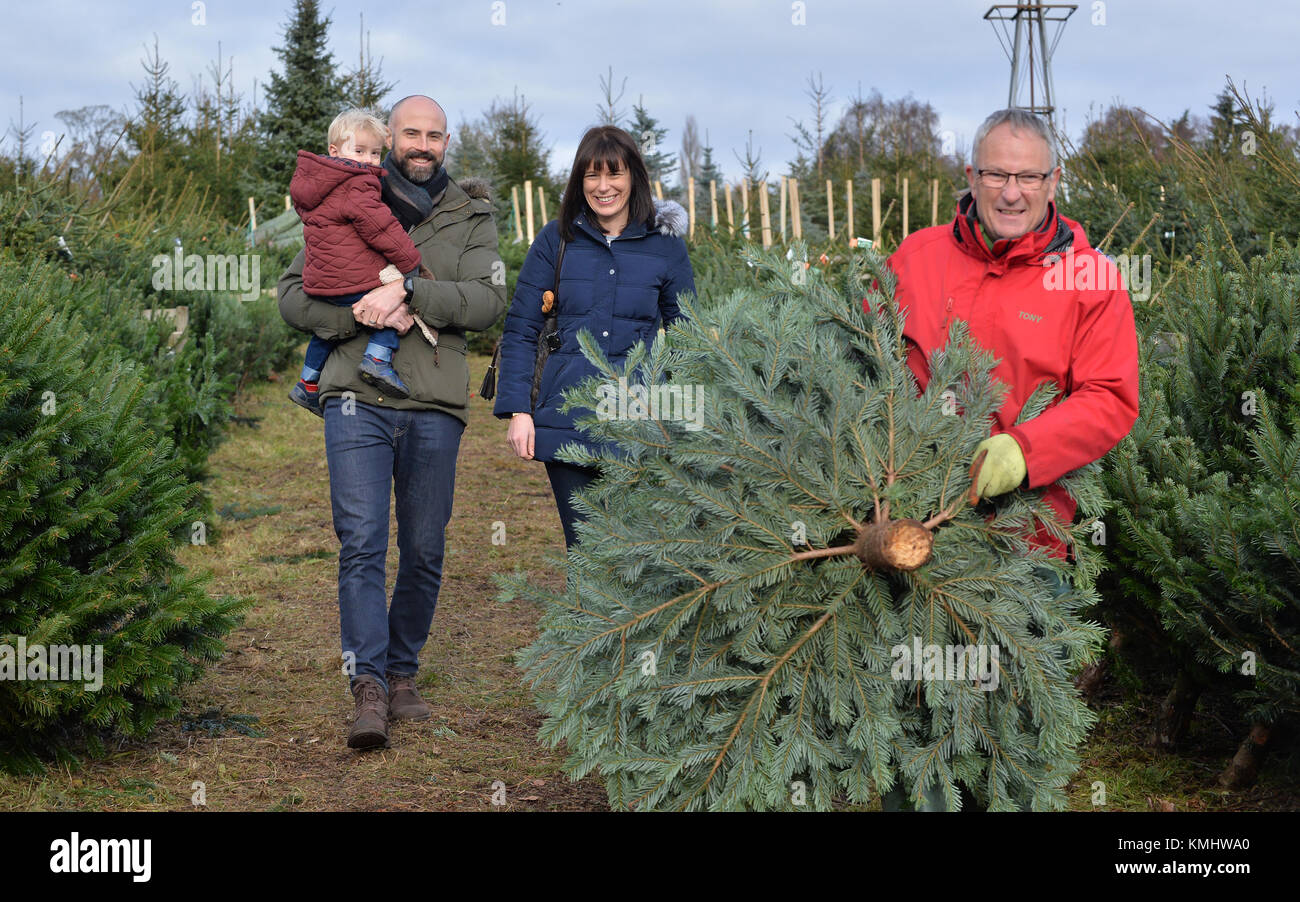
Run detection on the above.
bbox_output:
[383,305,415,336]
[507,413,535,460]
[971,433,1027,499]
[352,280,407,327]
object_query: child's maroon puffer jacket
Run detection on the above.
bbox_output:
[289,150,422,296]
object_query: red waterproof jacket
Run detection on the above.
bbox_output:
[869,194,1139,557]
[289,151,422,296]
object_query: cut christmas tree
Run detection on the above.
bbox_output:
[504,245,1106,811]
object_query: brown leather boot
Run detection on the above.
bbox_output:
[347,675,390,749]
[386,672,431,721]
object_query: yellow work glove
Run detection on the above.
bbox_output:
[971,433,1027,499]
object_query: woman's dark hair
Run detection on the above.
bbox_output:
[558,126,655,241]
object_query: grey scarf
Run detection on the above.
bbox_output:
[381,152,450,230]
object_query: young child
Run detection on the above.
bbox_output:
[288,108,422,416]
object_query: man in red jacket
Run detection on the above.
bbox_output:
[874,108,1138,813]
[876,107,1139,559]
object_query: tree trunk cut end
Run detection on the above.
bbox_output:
[854,518,934,571]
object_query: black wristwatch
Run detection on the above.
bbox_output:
[403,275,415,302]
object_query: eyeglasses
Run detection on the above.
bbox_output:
[976,169,1055,190]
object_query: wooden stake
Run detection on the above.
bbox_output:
[247,197,257,233]
[538,185,548,224]
[688,176,696,239]
[826,178,835,240]
[709,180,718,229]
[511,186,524,242]
[902,177,909,238]
[759,181,772,248]
[871,178,881,246]
[846,180,855,242]
[655,180,664,201]
[790,180,802,240]
[931,179,939,227]
[779,177,788,238]
[725,184,735,236]
[740,180,750,238]
[524,179,535,244]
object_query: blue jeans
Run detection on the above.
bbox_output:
[323,397,464,689]
[303,290,399,373]
[545,461,599,549]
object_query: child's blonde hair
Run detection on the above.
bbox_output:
[328,108,389,150]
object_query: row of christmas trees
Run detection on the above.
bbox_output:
[0,143,301,771]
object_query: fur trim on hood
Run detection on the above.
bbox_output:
[653,198,688,238]
[458,176,492,201]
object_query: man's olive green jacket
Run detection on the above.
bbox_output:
[277,177,506,423]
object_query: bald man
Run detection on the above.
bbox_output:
[279,94,506,750]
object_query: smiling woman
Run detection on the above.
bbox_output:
[559,127,656,242]
[493,125,696,550]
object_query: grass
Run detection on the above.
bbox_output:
[0,351,1294,811]
[1064,682,1299,812]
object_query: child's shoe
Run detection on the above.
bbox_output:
[358,354,410,400]
[289,380,324,418]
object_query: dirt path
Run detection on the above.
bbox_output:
[0,354,606,811]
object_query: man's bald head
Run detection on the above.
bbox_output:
[387,95,451,185]
[389,95,447,132]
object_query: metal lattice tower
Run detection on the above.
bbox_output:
[984,3,1076,131]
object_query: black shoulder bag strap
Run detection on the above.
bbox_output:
[478,235,566,403]
[530,236,567,409]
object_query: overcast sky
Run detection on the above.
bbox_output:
[4,0,1297,182]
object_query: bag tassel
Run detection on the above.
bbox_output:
[480,340,501,400]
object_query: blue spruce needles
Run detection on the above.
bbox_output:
[508,245,1107,811]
